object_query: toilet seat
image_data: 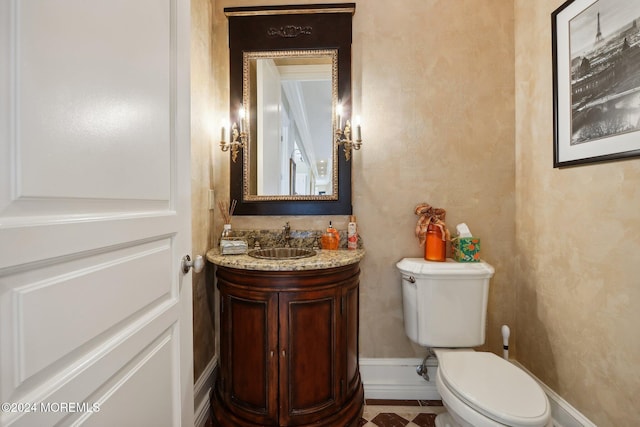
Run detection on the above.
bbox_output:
[436,350,550,426]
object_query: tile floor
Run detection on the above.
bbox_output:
[360,400,446,427]
[207,399,447,427]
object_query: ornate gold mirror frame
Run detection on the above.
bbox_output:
[242,49,339,202]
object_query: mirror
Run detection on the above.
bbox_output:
[226,3,355,215]
[244,50,338,200]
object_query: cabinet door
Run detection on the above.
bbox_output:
[278,288,341,425]
[219,284,279,425]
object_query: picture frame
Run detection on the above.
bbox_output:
[552,0,640,167]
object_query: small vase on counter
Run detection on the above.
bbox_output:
[425,223,446,262]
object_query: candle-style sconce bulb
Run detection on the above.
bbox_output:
[220,123,247,163]
[335,112,363,161]
[220,110,247,162]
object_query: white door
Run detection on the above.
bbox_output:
[0,1,194,426]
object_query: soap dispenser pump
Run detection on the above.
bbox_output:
[328,221,340,242]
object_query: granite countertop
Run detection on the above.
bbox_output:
[206,248,365,271]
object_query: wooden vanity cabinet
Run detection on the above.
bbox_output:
[211,263,363,427]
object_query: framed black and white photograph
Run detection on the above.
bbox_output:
[552,0,640,167]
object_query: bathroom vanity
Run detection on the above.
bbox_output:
[212,3,362,424]
[207,249,365,427]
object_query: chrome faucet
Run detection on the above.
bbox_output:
[283,222,291,247]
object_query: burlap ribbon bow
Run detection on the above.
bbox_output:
[415,203,450,246]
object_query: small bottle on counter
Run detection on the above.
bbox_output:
[221,224,233,238]
[347,215,358,250]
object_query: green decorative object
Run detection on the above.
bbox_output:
[452,237,481,262]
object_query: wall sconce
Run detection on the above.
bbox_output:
[335,104,362,161]
[220,106,247,163]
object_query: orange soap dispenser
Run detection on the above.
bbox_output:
[321,221,340,250]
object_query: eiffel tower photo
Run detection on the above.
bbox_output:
[568,1,640,145]
[595,12,604,45]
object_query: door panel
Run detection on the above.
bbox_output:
[16,0,171,202]
[77,330,177,427]
[230,298,269,410]
[11,322,179,427]
[220,286,278,425]
[10,240,173,383]
[279,290,340,425]
[0,0,192,425]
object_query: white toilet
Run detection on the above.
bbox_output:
[396,258,552,427]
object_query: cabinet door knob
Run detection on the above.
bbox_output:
[281,350,286,357]
[270,351,274,357]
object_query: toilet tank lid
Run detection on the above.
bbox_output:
[396,258,494,278]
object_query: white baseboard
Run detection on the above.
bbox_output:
[200,355,594,427]
[360,357,595,427]
[511,361,597,427]
[359,357,440,400]
[194,356,217,427]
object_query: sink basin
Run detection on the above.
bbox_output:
[248,247,317,260]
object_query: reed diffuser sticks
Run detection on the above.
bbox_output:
[218,199,237,224]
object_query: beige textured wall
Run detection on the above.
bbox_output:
[354,0,515,357]
[514,2,640,426]
[210,0,516,358]
[191,0,216,380]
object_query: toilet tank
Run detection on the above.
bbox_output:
[396,258,495,348]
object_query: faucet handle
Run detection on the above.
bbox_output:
[283,222,291,247]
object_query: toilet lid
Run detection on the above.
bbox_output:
[438,351,550,426]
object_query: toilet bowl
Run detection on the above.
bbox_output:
[396,258,552,427]
[434,349,551,427]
